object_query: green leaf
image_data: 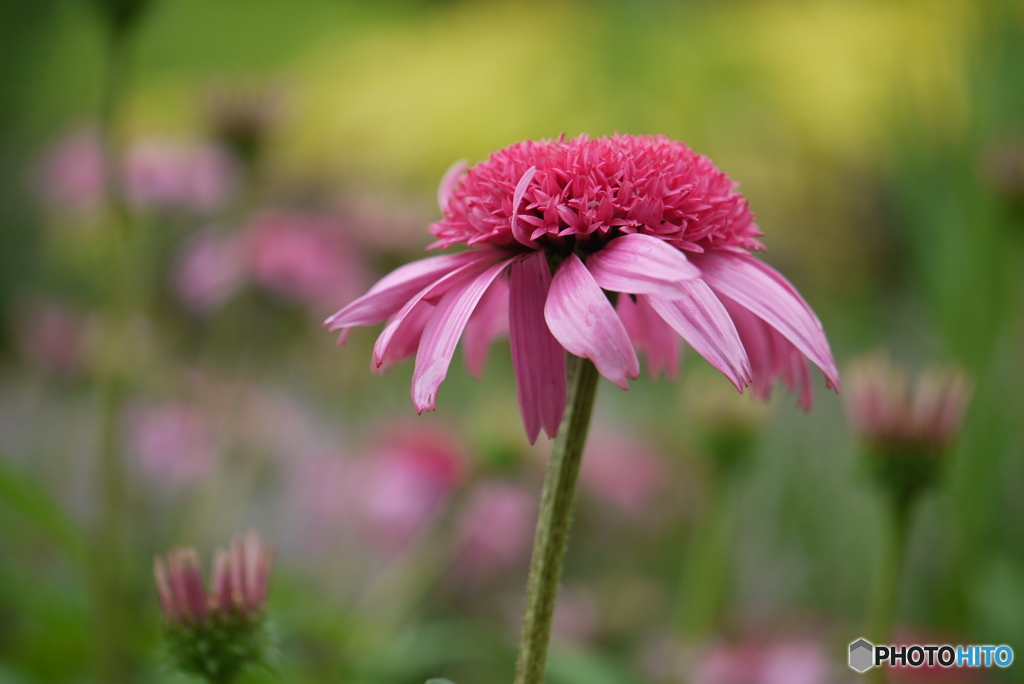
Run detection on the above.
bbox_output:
[425,679,457,684]
[0,453,87,572]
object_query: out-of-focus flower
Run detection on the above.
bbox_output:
[206,82,282,166]
[124,138,236,213]
[357,426,465,550]
[154,532,274,683]
[683,372,772,477]
[126,402,213,486]
[845,352,973,459]
[453,482,535,582]
[694,639,831,684]
[244,210,368,315]
[579,429,665,515]
[13,298,88,374]
[173,228,248,314]
[38,130,105,212]
[326,135,838,443]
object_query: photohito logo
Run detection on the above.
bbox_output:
[848,638,1013,673]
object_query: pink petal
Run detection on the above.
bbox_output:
[323,250,485,331]
[412,260,512,412]
[375,300,435,373]
[645,279,751,391]
[511,166,539,247]
[586,233,701,298]
[544,253,639,389]
[373,254,499,367]
[510,252,567,443]
[722,296,814,409]
[437,159,468,212]
[692,250,838,388]
[462,277,509,378]
[211,550,232,613]
[617,294,680,379]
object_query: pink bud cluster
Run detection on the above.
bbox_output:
[845,352,973,455]
[154,531,273,625]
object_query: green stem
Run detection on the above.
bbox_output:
[867,499,912,684]
[514,354,600,684]
[93,21,135,682]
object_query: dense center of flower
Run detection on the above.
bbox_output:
[429,134,764,256]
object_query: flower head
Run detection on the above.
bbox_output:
[326,134,839,443]
[154,531,274,682]
[845,351,972,503]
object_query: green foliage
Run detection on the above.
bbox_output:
[163,615,275,684]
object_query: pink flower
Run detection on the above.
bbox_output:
[245,210,367,313]
[325,135,839,443]
[356,426,465,549]
[123,139,236,213]
[126,402,213,485]
[38,130,105,211]
[14,299,87,374]
[845,351,973,456]
[453,482,535,582]
[579,429,665,514]
[173,228,247,314]
[695,640,830,684]
[154,530,274,625]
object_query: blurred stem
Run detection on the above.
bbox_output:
[867,498,912,684]
[674,476,735,637]
[514,354,599,684]
[98,23,131,226]
[93,20,137,682]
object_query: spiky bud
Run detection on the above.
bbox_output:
[154,531,274,684]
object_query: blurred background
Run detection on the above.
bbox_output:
[0,0,1022,682]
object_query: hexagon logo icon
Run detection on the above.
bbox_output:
[849,638,874,672]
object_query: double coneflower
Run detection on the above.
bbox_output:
[326,134,838,443]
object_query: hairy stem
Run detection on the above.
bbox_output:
[514,354,600,684]
[868,499,911,684]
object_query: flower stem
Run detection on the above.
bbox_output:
[514,354,600,684]
[867,498,911,684]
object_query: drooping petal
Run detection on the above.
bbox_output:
[324,250,487,331]
[586,233,701,299]
[646,278,751,391]
[721,296,814,409]
[544,253,639,389]
[412,260,512,412]
[511,166,538,247]
[692,250,839,388]
[617,294,680,379]
[375,300,435,373]
[510,252,567,443]
[462,277,509,378]
[373,254,500,367]
[437,159,468,212]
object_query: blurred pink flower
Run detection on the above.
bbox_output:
[845,352,973,456]
[38,130,105,211]
[15,299,87,374]
[695,640,830,684]
[244,210,368,314]
[126,402,213,485]
[326,134,838,444]
[357,426,465,550]
[579,429,665,514]
[155,530,274,624]
[173,228,247,314]
[124,138,236,213]
[453,482,535,582]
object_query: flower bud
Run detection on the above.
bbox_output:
[154,531,274,683]
[845,352,973,505]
